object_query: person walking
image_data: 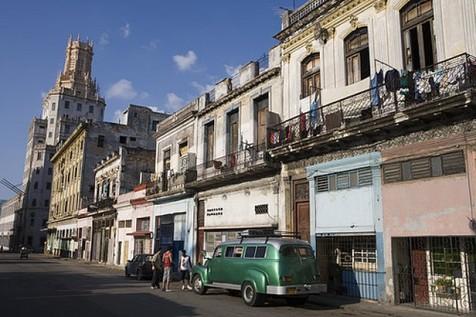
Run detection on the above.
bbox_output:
[162,247,173,292]
[150,250,162,289]
[179,250,193,290]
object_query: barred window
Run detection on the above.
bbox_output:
[316,167,373,192]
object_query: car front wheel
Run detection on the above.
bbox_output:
[192,274,207,295]
[241,281,265,307]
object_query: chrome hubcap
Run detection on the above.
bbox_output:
[244,285,254,302]
[194,277,202,290]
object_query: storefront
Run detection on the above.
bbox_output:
[307,152,385,301]
[76,209,92,261]
[197,177,280,259]
[47,218,78,258]
[152,197,193,269]
[91,211,115,264]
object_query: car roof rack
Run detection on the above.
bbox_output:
[239,229,301,243]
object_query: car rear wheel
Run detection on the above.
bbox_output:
[192,274,207,295]
[286,296,309,306]
[241,282,265,306]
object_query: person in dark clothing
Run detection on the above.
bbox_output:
[150,250,162,289]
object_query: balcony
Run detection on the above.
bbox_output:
[87,197,117,212]
[146,154,197,198]
[267,54,476,161]
[188,144,279,190]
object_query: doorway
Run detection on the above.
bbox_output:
[293,180,310,242]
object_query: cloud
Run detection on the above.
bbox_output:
[165,93,184,111]
[106,79,149,100]
[225,64,242,76]
[99,33,110,46]
[173,50,197,71]
[147,106,167,113]
[191,81,214,94]
[142,39,159,50]
[120,23,130,39]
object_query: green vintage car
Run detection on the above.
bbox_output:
[191,232,327,306]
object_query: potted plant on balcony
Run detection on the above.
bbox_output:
[433,277,457,299]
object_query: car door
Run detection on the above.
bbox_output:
[207,246,223,283]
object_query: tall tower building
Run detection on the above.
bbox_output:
[14,37,106,252]
[42,36,106,146]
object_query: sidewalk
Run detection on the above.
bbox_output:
[308,294,471,317]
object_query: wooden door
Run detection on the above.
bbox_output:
[296,202,310,242]
[122,241,129,264]
[255,96,269,146]
[411,245,430,305]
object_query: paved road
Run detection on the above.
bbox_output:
[0,253,450,317]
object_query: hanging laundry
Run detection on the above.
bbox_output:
[370,71,381,107]
[385,69,401,92]
[309,98,319,129]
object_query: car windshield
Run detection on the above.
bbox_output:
[280,245,314,259]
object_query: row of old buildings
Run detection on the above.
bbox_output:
[2,0,476,314]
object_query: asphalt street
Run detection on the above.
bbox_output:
[0,253,453,317]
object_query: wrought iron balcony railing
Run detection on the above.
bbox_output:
[288,0,332,25]
[194,144,268,181]
[87,197,117,212]
[268,53,476,150]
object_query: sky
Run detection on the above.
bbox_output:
[0,0,306,200]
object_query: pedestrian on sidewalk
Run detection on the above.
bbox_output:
[162,246,173,292]
[150,249,162,290]
[179,250,193,290]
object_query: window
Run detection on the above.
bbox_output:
[48,132,53,138]
[244,246,267,258]
[301,53,321,98]
[33,182,38,190]
[35,168,40,175]
[32,199,37,207]
[50,118,54,124]
[125,220,132,228]
[431,237,461,275]
[344,28,370,85]
[44,199,49,207]
[204,121,215,167]
[179,141,188,157]
[37,152,42,161]
[119,136,127,144]
[401,0,435,71]
[163,149,171,172]
[89,105,94,113]
[227,110,239,157]
[255,95,269,146]
[46,182,51,190]
[97,135,105,148]
[152,120,160,132]
[224,246,243,258]
[51,103,56,111]
[213,247,222,258]
[317,167,372,192]
[118,220,125,228]
[136,217,150,231]
[77,103,82,111]
[383,151,465,183]
[64,124,71,134]
[48,168,52,175]
[64,100,70,109]
[130,137,136,142]
[255,204,268,214]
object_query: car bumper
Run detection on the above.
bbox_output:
[266,283,327,295]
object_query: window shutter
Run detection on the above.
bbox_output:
[254,204,268,215]
[358,167,373,186]
[337,173,350,189]
[383,163,402,183]
[411,158,431,179]
[316,175,329,192]
[442,151,465,175]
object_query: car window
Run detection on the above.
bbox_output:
[213,246,222,258]
[233,247,243,258]
[225,246,234,257]
[280,245,314,258]
[255,246,267,258]
[245,246,256,258]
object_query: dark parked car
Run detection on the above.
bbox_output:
[125,254,153,280]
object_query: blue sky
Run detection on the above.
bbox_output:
[0,0,305,199]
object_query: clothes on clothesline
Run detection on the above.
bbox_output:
[370,69,383,107]
[385,69,401,92]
